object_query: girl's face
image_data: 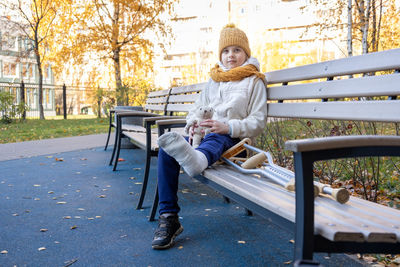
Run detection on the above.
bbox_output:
[221,46,247,69]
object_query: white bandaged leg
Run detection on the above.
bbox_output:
[158,132,208,177]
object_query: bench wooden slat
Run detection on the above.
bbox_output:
[149,89,171,97]
[144,104,166,111]
[315,197,398,242]
[122,124,146,132]
[123,131,158,151]
[168,94,198,103]
[166,103,195,112]
[170,82,207,94]
[146,96,169,104]
[268,73,400,100]
[265,48,400,84]
[268,101,400,122]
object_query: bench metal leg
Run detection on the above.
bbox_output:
[149,185,159,221]
[294,152,315,262]
[245,209,253,216]
[136,149,152,210]
[109,126,120,165]
[223,196,231,203]
[112,134,123,171]
[104,124,113,150]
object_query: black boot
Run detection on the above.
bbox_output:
[152,214,183,249]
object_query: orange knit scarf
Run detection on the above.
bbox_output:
[210,64,265,82]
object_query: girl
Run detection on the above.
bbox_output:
[152,24,268,249]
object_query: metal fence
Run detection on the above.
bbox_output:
[0,82,115,119]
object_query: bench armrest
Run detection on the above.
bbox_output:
[116,111,160,118]
[143,116,185,123]
[156,118,187,126]
[285,135,400,152]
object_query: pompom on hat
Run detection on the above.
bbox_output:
[218,24,251,60]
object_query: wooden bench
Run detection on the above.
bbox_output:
[148,48,400,264]
[110,83,205,209]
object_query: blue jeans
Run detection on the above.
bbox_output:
[157,133,240,215]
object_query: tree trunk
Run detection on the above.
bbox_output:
[347,0,353,57]
[362,0,371,54]
[113,48,123,106]
[35,41,45,120]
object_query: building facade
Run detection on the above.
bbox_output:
[0,18,56,117]
[153,0,348,89]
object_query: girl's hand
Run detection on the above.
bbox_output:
[200,120,229,135]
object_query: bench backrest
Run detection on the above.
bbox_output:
[144,82,206,116]
[265,48,400,123]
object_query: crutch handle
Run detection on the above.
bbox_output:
[241,152,267,169]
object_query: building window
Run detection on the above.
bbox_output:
[3,62,18,77]
[22,63,33,78]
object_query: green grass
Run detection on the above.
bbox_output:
[0,116,109,144]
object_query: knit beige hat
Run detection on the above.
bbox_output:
[218,24,251,60]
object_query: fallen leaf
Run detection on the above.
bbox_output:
[118,158,126,162]
[55,158,64,162]
[237,241,246,244]
[133,168,141,170]
[12,213,19,216]
[46,156,53,158]
[34,198,40,201]
[99,195,106,198]
[33,184,41,187]
[38,247,46,251]
[57,201,67,204]
[48,191,54,194]
[95,216,101,218]
[63,216,71,219]
[284,260,292,265]
[70,225,77,230]
[80,158,87,161]
[134,182,142,185]
[178,246,183,249]
[289,239,295,244]
[77,208,85,211]
[1,250,8,254]
[129,177,136,180]
[40,229,48,232]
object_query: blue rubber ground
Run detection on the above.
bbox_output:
[0,147,366,266]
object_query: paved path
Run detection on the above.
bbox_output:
[0,133,112,161]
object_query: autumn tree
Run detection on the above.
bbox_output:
[1,0,58,119]
[302,0,400,56]
[58,0,177,106]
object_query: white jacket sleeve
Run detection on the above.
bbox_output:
[228,78,268,139]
